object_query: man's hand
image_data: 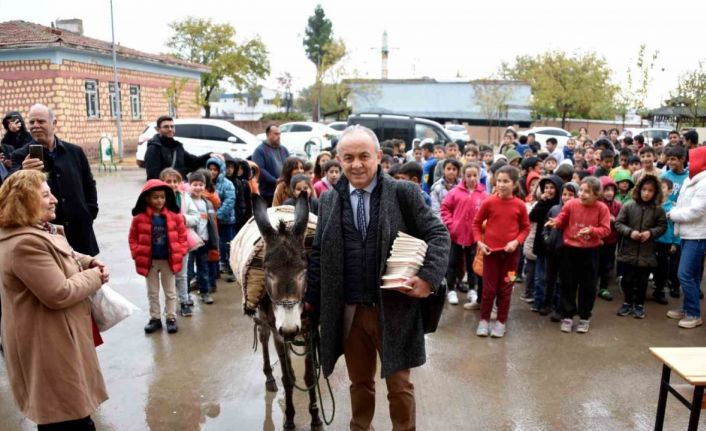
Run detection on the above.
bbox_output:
[639,231,651,242]
[22,155,44,171]
[503,239,519,253]
[630,230,641,241]
[578,227,592,237]
[477,241,492,256]
[402,276,432,298]
[545,218,557,229]
[669,244,678,254]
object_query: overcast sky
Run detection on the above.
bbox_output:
[1,0,703,108]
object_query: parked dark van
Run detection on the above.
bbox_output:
[347,113,452,151]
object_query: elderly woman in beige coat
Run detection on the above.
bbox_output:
[0,170,109,430]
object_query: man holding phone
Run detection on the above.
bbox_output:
[11,104,100,256]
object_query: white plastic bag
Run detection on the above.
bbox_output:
[90,285,139,332]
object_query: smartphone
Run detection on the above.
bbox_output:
[29,144,44,161]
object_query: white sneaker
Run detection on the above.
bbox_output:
[447,290,459,305]
[667,309,685,320]
[678,315,703,329]
[576,319,590,333]
[476,320,490,337]
[490,322,506,338]
[560,319,573,333]
[490,305,498,321]
[463,301,480,310]
[467,289,478,303]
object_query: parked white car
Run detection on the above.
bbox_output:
[519,127,572,150]
[639,128,672,145]
[444,124,470,142]
[135,119,259,167]
[327,121,348,132]
[256,121,340,159]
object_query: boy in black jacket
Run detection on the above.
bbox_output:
[224,154,253,234]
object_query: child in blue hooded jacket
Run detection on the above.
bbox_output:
[207,157,236,281]
[654,178,681,300]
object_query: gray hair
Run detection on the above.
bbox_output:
[29,103,55,122]
[338,125,381,150]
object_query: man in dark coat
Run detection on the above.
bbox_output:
[305,125,449,430]
[252,124,289,206]
[11,104,99,256]
[143,115,212,180]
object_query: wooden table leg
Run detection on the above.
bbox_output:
[687,385,704,431]
[655,364,671,431]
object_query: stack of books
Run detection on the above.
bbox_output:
[381,232,428,291]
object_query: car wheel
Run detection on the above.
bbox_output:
[304,141,319,159]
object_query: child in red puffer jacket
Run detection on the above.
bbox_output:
[440,162,488,307]
[129,179,188,335]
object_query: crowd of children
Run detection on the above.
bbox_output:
[128,126,706,338]
[369,127,706,337]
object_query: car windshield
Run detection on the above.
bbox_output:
[415,124,440,141]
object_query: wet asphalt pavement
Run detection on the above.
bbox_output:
[0,169,705,431]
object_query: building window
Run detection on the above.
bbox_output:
[85,80,99,118]
[109,82,122,118]
[130,85,141,119]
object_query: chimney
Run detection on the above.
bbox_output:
[54,18,84,35]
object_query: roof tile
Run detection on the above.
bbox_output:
[0,20,208,72]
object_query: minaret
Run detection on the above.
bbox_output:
[382,30,389,80]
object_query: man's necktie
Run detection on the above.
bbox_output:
[355,189,367,239]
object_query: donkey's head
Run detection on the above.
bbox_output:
[252,192,310,340]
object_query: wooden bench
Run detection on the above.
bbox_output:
[651,347,706,431]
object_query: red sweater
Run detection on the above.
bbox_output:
[553,198,611,248]
[472,195,530,251]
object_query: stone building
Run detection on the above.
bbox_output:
[0,20,207,158]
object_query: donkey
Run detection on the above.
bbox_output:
[251,191,322,430]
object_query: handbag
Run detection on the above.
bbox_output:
[472,244,484,277]
[395,185,445,334]
[90,285,139,332]
[186,228,204,252]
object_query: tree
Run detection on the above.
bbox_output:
[615,44,659,126]
[295,82,349,119]
[671,62,706,126]
[276,72,294,113]
[165,77,188,118]
[472,80,512,145]
[302,5,346,121]
[502,51,617,129]
[167,17,270,118]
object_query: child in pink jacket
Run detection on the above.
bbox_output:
[440,162,488,306]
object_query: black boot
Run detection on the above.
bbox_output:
[166,318,178,334]
[144,318,163,334]
[652,289,668,305]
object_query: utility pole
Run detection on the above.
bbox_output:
[110,0,124,160]
[317,55,322,122]
[381,30,389,79]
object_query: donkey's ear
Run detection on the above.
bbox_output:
[292,190,309,239]
[252,193,275,242]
